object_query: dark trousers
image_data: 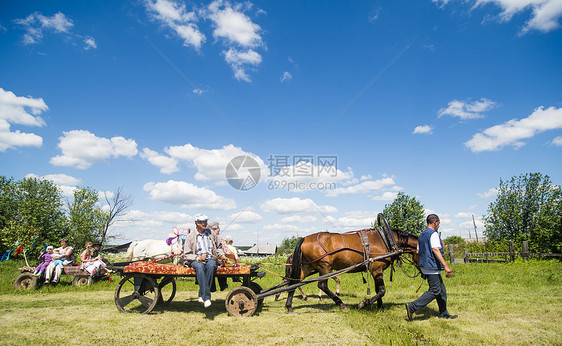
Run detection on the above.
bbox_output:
[409,273,449,317]
[191,258,217,301]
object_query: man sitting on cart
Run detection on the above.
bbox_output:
[183,214,226,308]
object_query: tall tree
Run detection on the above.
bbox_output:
[0,176,68,254]
[484,173,562,252]
[382,192,425,235]
[67,187,106,247]
[100,187,133,245]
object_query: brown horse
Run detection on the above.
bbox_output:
[274,254,341,302]
[286,225,419,312]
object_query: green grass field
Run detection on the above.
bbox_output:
[0,258,560,345]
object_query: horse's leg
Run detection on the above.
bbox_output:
[334,276,341,296]
[358,270,386,310]
[299,287,308,301]
[316,264,347,311]
[317,278,347,311]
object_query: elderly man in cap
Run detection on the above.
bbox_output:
[208,221,230,291]
[183,214,225,308]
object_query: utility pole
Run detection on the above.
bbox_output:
[472,214,479,243]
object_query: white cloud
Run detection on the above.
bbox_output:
[223,48,262,82]
[25,173,81,197]
[465,106,562,152]
[207,0,264,82]
[280,215,317,223]
[552,136,562,146]
[280,71,292,83]
[140,148,179,174]
[207,0,263,48]
[262,223,318,234]
[473,0,562,33]
[50,130,138,169]
[454,212,473,219]
[14,12,73,45]
[110,209,195,240]
[228,209,263,223]
[325,177,396,197]
[0,88,47,151]
[84,36,97,50]
[145,0,205,49]
[193,88,206,95]
[143,180,236,210]
[261,197,338,215]
[371,191,399,201]
[145,0,264,81]
[477,187,498,199]
[438,98,496,120]
[164,143,266,181]
[413,125,433,134]
[322,214,374,231]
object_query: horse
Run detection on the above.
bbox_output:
[124,230,185,265]
[286,218,419,312]
[274,254,340,302]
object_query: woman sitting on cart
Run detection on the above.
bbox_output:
[80,241,107,277]
[44,238,74,284]
[183,214,227,308]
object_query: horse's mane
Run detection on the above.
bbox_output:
[391,228,418,239]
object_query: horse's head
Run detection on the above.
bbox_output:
[392,229,421,272]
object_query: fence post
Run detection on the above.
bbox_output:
[509,241,515,262]
[464,249,469,264]
[522,241,529,261]
[448,244,455,264]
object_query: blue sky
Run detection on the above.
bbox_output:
[1,0,561,246]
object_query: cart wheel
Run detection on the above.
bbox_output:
[114,274,159,314]
[72,275,93,286]
[225,286,258,317]
[13,272,40,290]
[247,281,264,309]
[157,276,176,306]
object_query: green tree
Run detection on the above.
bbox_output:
[0,176,18,232]
[11,177,68,250]
[382,192,425,235]
[276,236,302,255]
[67,187,106,248]
[484,173,562,253]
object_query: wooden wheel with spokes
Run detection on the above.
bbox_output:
[157,276,176,306]
[114,274,159,314]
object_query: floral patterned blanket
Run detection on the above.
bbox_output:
[123,261,251,276]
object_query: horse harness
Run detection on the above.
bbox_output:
[311,227,400,264]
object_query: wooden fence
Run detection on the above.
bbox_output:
[446,241,562,264]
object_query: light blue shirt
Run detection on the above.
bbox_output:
[196,229,213,256]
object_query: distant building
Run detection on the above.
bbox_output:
[243,244,277,256]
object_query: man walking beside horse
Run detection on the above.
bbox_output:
[405,214,458,320]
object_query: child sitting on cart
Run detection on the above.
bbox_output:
[33,246,54,277]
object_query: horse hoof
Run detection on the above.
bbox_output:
[358,300,368,310]
[286,307,294,313]
[339,304,349,312]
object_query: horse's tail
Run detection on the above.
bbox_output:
[124,241,137,261]
[289,237,305,282]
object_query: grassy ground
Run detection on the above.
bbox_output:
[0,258,560,345]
